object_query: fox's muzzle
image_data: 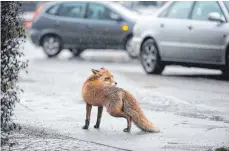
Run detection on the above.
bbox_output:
[111,81,117,86]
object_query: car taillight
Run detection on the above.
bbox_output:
[24,21,32,28]
[32,5,43,21]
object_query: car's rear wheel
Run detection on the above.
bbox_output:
[69,48,84,57]
[42,35,62,57]
[140,39,165,74]
[125,37,138,59]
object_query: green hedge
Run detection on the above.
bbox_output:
[1,1,28,145]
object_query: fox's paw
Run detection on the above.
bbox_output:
[152,127,160,133]
[82,125,89,130]
[123,128,130,132]
[94,124,100,129]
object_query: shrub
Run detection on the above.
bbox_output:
[1,1,27,145]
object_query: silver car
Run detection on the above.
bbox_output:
[132,1,229,76]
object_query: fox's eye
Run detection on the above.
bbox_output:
[105,77,110,80]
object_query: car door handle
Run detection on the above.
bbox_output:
[160,23,164,28]
[188,25,193,30]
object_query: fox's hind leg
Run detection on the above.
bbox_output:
[107,108,132,132]
[123,115,132,132]
[82,103,92,129]
[94,106,103,129]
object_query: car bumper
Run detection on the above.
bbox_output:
[28,29,40,46]
[131,37,142,56]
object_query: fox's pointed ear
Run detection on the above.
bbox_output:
[92,69,99,75]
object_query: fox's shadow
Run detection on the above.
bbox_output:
[134,131,160,136]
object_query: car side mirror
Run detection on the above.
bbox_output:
[110,13,122,21]
[208,12,225,23]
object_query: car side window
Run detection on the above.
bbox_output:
[46,4,59,15]
[191,1,224,21]
[57,2,86,18]
[162,2,194,19]
[86,3,114,20]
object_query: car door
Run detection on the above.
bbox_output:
[187,1,227,63]
[54,2,88,48]
[156,1,195,61]
[83,2,124,49]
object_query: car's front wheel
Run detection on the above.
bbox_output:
[42,35,62,57]
[140,39,165,74]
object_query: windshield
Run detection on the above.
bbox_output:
[108,2,140,18]
[118,2,141,13]
[224,1,229,12]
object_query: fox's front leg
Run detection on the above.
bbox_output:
[94,106,103,129]
[82,103,92,129]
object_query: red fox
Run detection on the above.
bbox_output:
[82,68,160,132]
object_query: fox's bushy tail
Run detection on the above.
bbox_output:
[123,90,160,132]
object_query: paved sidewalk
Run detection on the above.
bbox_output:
[2,126,128,151]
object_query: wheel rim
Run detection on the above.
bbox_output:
[141,42,157,72]
[126,38,137,57]
[43,37,60,55]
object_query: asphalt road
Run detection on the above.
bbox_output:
[13,40,229,151]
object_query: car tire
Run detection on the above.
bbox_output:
[222,48,229,77]
[70,48,84,57]
[42,35,62,57]
[125,37,138,59]
[140,38,165,74]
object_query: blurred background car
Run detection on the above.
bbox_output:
[28,1,140,58]
[117,1,166,15]
[132,1,229,77]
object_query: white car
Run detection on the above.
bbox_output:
[132,1,229,77]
